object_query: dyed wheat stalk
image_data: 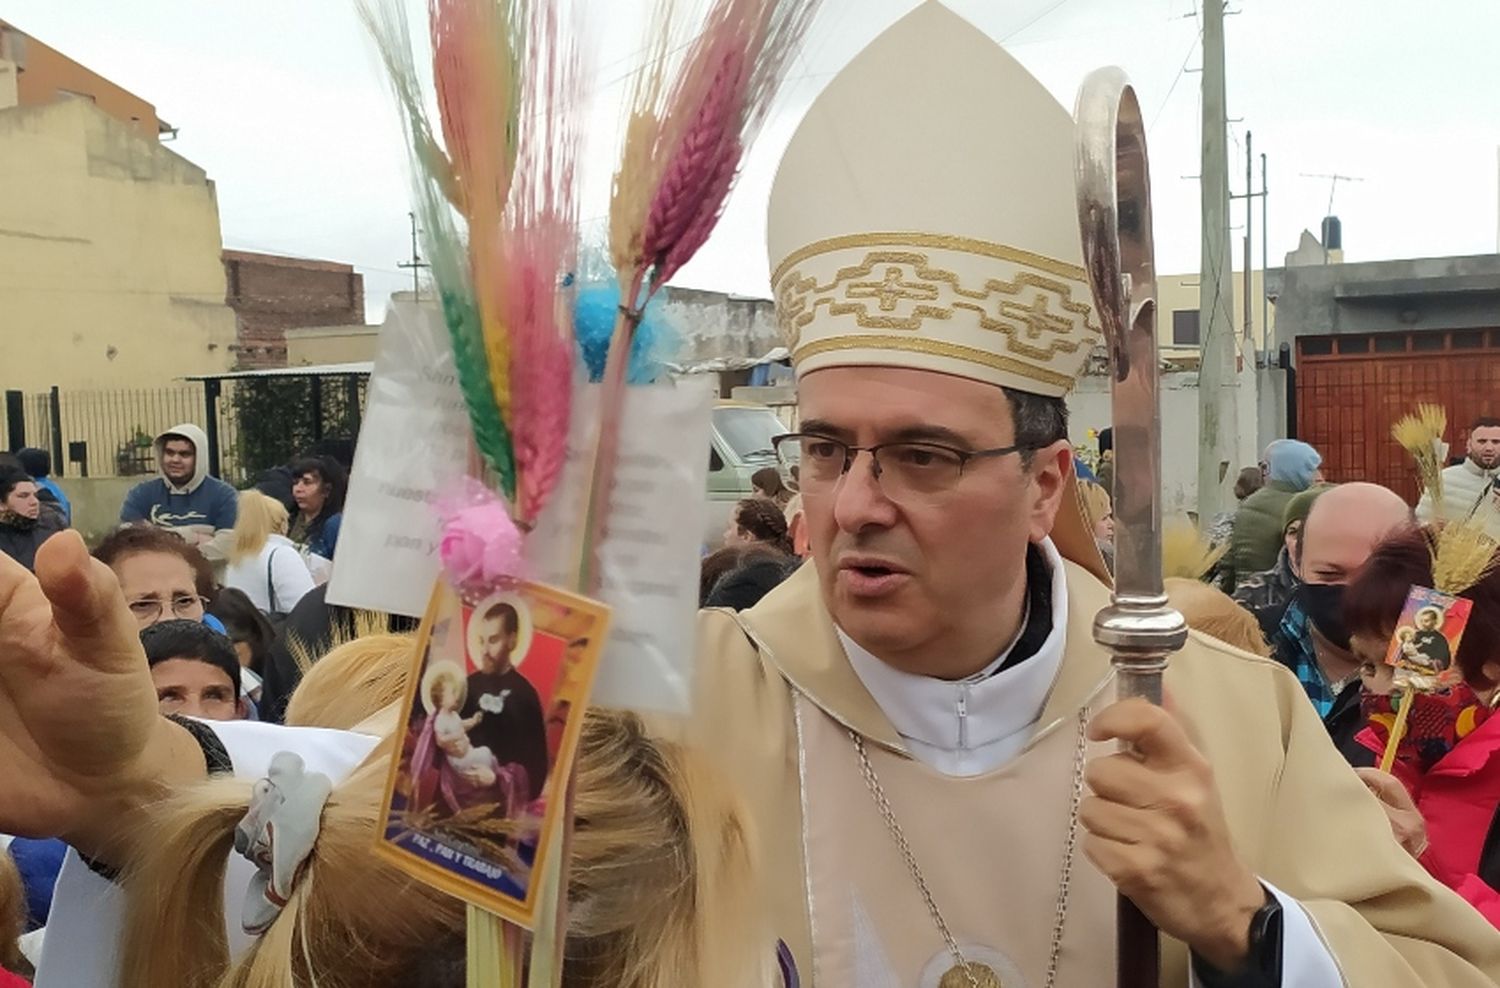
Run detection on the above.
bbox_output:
[431,0,524,434]
[503,0,582,527]
[359,0,517,496]
[580,0,823,592]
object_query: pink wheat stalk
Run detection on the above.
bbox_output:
[502,0,582,529]
[578,0,822,593]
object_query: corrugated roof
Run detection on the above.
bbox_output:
[182,362,373,381]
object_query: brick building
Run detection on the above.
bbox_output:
[222,250,366,369]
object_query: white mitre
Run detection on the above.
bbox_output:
[766,1,1110,580]
[767,1,1100,398]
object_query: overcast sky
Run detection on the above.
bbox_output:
[9,0,1500,323]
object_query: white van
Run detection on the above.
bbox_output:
[704,400,790,548]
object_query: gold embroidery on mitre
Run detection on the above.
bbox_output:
[771,232,1089,285]
[773,235,1102,370]
[793,333,1077,391]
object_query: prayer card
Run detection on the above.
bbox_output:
[376,577,610,927]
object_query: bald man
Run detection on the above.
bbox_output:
[1267,482,1414,749]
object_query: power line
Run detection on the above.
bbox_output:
[1000,0,1075,42]
[1148,28,1202,133]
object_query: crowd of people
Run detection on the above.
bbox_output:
[0,426,395,978]
[2,7,1500,985]
[1072,418,1500,929]
[0,424,366,729]
[698,467,810,611]
[3,412,1499,983]
[3,416,1499,983]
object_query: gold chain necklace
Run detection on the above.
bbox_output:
[850,707,1090,988]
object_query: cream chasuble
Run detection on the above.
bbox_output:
[804,539,1109,985]
[796,687,1111,987]
[692,554,1500,987]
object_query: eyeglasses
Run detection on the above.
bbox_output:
[128,594,208,624]
[772,432,1024,501]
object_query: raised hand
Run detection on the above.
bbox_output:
[0,532,203,859]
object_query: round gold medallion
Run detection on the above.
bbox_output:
[938,962,1002,988]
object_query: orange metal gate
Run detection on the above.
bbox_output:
[1296,328,1500,503]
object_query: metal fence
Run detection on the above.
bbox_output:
[3,374,369,485]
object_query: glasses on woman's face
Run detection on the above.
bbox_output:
[128,593,208,626]
[772,432,1023,503]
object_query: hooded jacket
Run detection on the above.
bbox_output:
[119,423,238,561]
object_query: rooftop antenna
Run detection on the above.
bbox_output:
[1300,172,1364,262]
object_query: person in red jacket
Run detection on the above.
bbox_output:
[1342,527,1500,928]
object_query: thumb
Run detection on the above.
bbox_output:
[1355,767,1408,807]
[33,531,143,674]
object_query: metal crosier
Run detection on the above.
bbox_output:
[1074,67,1190,988]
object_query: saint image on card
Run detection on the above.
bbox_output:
[1384,585,1472,689]
[376,578,610,927]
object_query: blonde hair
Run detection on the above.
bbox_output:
[283,633,414,731]
[1078,479,1112,532]
[1165,577,1271,657]
[0,849,30,978]
[118,709,765,988]
[232,490,290,562]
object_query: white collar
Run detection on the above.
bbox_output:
[839,538,1070,777]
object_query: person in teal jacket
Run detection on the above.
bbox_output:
[1227,439,1322,590]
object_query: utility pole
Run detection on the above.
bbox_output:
[1197,0,1237,524]
[1230,132,1267,346]
[1261,151,1268,339]
[397,211,430,300]
[1243,131,1253,345]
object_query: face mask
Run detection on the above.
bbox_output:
[1301,582,1351,652]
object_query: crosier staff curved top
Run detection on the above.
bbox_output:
[1074,68,1190,988]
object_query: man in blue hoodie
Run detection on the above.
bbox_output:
[119,423,238,565]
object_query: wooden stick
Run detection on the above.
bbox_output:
[1378,689,1414,774]
[1118,899,1160,988]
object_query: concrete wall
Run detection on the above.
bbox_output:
[659,286,781,364]
[55,475,141,543]
[285,325,380,366]
[1068,366,1287,517]
[1272,253,1500,346]
[0,98,237,391]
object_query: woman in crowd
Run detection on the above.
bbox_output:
[751,466,794,510]
[722,497,793,556]
[94,524,218,630]
[207,589,277,689]
[224,490,315,619]
[1077,479,1114,573]
[288,456,347,577]
[0,466,63,572]
[704,549,798,611]
[1341,527,1500,927]
[701,544,792,608]
[118,707,765,988]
